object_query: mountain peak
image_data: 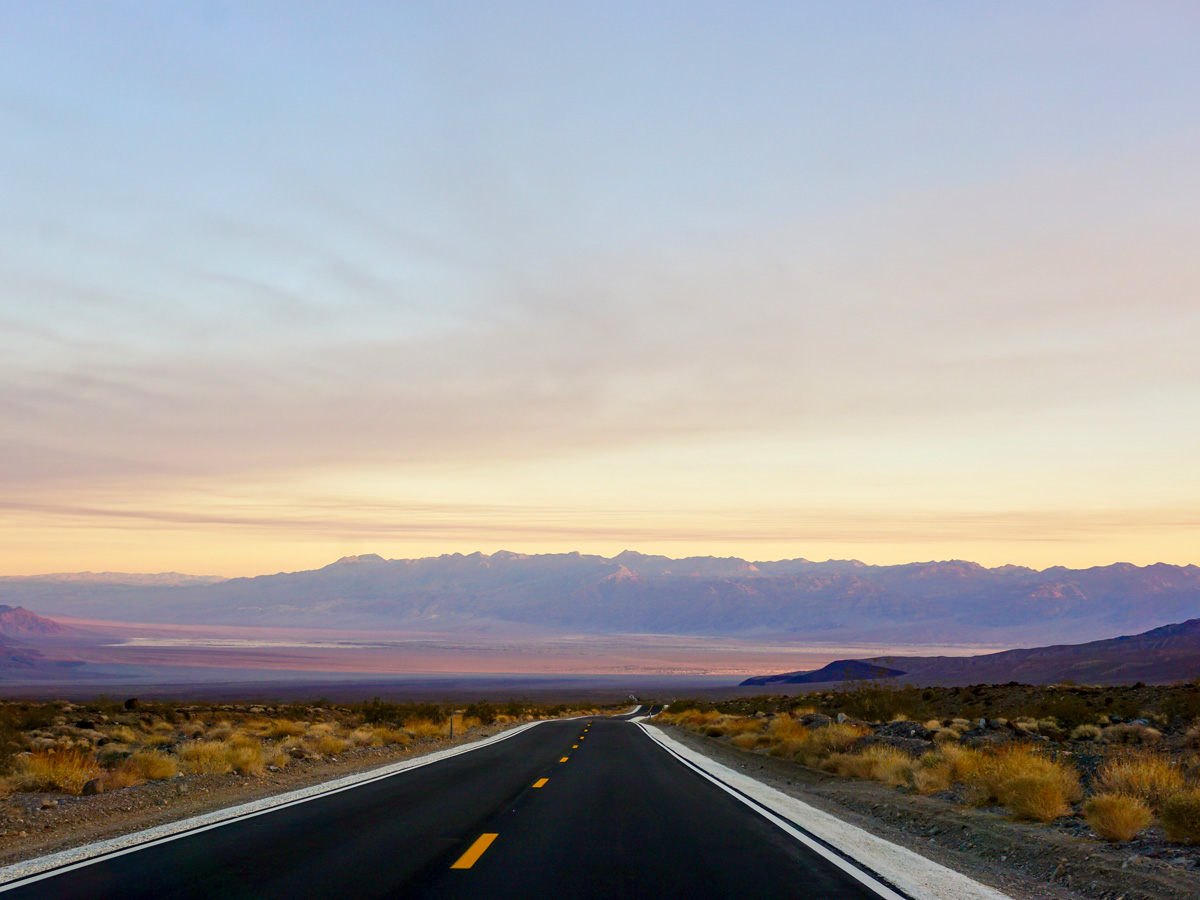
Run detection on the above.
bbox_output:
[332,554,386,565]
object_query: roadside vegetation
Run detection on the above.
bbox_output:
[0,697,598,798]
[657,681,1200,845]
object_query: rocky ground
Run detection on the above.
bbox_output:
[0,722,512,870]
[664,724,1200,900]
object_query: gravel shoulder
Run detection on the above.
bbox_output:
[662,724,1200,900]
[0,722,516,870]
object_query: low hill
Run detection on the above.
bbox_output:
[0,605,73,638]
[741,617,1200,686]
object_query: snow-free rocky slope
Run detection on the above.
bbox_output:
[4,551,1199,646]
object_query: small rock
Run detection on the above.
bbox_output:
[74,720,96,730]
[81,779,104,796]
[40,799,58,810]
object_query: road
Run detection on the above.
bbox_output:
[1,710,899,899]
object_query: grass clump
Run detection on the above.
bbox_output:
[14,748,103,794]
[965,744,1080,821]
[178,740,234,775]
[1094,754,1184,811]
[1085,793,1152,842]
[118,750,178,783]
[315,734,347,756]
[1159,789,1200,844]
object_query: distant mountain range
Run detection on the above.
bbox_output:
[742,617,1200,686]
[3,551,1198,647]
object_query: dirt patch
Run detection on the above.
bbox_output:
[663,724,1200,900]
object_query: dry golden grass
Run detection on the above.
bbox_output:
[178,740,234,775]
[1101,723,1162,745]
[315,734,347,755]
[103,768,143,790]
[406,719,446,739]
[120,750,178,782]
[933,728,959,743]
[1085,793,1152,841]
[912,764,952,795]
[349,727,382,748]
[827,746,914,786]
[767,717,810,741]
[226,742,264,775]
[1070,724,1102,741]
[105,725,137,743]
[1159,789,1200,844]
[14,748,103,795]
[1004,773,1075,822]
[371,726,410,746]
[1094,754,1184,811]
[965,744,1080,820]
[266,720,307,740]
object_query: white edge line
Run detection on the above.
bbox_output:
[0,717,583,891]
[637,723,908,900]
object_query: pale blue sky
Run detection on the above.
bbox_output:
[2,2,1199,573]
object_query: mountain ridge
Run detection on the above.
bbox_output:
[3,552,1198,646]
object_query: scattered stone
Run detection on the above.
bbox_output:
[82,779,104,796]
[39,799,58,810]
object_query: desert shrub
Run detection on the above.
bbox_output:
[1070,724,1102,741]
[730,733,760,749]
[14,748,103,794]
[463,701,496,726]
[1101,723,1161,745]
[923,719,944,731]
[933,728,959,743]
[178,740,233,775]
[315,734,347,755]
[1085,793,1152,842]
[119,750,178,783]
[1159,789,1200,844]
[1095,755,1184,810]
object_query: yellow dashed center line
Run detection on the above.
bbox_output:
[533,778,548,788]
[560,756,569,762]
[572,744,578,748]
[451,833,498,869]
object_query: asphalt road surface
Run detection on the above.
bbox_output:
[2,711,898,899]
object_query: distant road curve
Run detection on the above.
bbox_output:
[0,708,1007,899]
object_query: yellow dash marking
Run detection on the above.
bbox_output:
[451,833,498,869]
[560,756,569,762]
[572,744,578,748]
[533,778,548,788]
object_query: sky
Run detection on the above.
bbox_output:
[2,2,1199,576]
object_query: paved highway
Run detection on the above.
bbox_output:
[1,710,900,899]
